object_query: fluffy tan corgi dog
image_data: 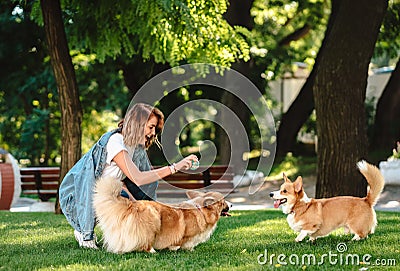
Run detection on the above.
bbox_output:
[93,177,230,254]
[269,160,384,242]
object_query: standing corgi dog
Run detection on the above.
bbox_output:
[269,160,384,242]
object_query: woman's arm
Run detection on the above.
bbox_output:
[113,150,197,186]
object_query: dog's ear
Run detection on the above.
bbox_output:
[283,173,291,183]
[186,191,204,199]
[203,197,215,208]
[294,176,303,193]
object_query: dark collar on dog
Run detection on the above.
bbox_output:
[288,204,297,215]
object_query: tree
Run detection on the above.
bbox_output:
[0,1,60,165]
[276,0,334,157]
[118,56,170,99]
[275,64,315,157]
[47,0,250,66]
[314,0,388,198]
[371,1,400,153]
[33,0,254,213]
[218,0,255,172]
[277,0,400,157]
[40,0,83,213]
[228,0,328,158]
[0,1,128,165]
[372,59,400,153]
[250,0,328,81]
[221,0,327,169]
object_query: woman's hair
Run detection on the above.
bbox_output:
[118,103,164,149]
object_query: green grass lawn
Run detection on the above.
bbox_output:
[0,210,399,271]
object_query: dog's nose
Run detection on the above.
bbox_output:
[269,192,274,198]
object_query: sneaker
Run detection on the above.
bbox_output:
[74,230,83,246]
[81,240,98,249]
[74,230,98,249]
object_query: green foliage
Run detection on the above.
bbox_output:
[389,141,400,160]
[373,0,400,66]
[0,1,60,165]
[20,109,50,161]
[1,0,331,166]
[0,1,128,164]
[3,0,398,166]
[299,109,317,135]
[31,0,250,67]
[265,152,317,180]
[70,51,128,114]
[81,110,120,154]
[0,211,399,270]
[251,0,329,79]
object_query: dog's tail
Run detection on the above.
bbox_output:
[93,176,126,209]
[93,177,159,253]
[357,160,385,207]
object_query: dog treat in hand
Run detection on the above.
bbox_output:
[190,160,199,170]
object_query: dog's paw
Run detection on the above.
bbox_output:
[295,231,308,242]
[168,246,181,251]
[295,237,303,242]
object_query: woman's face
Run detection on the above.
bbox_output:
[144,115,159,145]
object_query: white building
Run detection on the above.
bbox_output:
[268,65,393,116]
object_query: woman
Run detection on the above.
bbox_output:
[59,103,198,249]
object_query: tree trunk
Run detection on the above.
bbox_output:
[276,0,340,157]
[41,0,83,214]
[278,24,312,46]
[219,89,248,173]
[44,88,50,166]
[276,2,339,157]
[371,59,400,153]
[224,0,254,29]
[218,0,256,172]
[314,0,387,198]
[120,55,170,99]
[276,71,315,156]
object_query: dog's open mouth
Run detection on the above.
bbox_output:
[273,198,287,208]
[221,206,231,217]
[221,211,231,217]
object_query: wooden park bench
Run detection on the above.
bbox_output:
[156,165,236,197]
[20,167,60,201]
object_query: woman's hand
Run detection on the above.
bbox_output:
[174,154,198,171]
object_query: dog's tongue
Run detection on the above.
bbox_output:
[273,200,281,208]
[221,211,231,217]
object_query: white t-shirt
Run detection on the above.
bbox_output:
[101,133,133,181]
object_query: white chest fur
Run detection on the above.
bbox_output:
[287,213,302,232]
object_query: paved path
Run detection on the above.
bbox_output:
[9,178,399,212]
[157,178,400,212]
